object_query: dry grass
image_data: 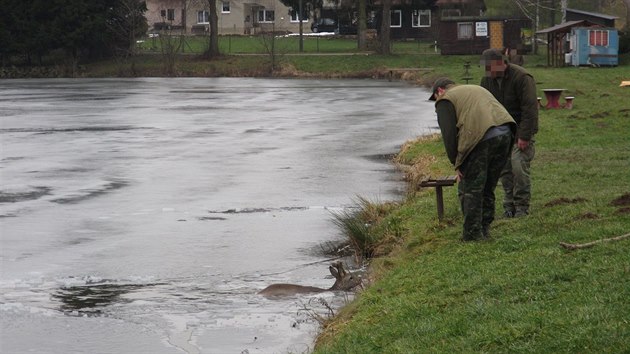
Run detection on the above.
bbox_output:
[393,133,441,190]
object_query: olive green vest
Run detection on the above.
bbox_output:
[438,85,515,168]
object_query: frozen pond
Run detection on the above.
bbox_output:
[0,78,436,353]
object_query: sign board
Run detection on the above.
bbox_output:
[476,22,488,37]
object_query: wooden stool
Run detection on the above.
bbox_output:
[564,96,574,109]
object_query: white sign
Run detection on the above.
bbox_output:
[476,22,488,37]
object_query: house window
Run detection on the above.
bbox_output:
[457,22,473,39]
[412,9,431,28]
[222,1,230,13]
[258,9,274,23]
[197,10,209,23]
[390,10,402,28]
[167,9,175,21]
[442,9,461,17]
[289,9,308,22]
[589,30,609,46]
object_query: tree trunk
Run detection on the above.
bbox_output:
[624,0,630,30]
[205,0,220,58]
[380,0,391,55]
[358,0,367,50]
[299,0,304,52]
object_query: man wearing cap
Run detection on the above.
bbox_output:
[429,78,516,241]
[480,48,539,218]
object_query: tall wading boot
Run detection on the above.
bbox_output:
[482,224,491,239]
[514,208,529,217]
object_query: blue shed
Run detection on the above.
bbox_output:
[569,26,619,66]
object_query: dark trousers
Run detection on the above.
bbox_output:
[458,133,513,240]
[501,140,535,213]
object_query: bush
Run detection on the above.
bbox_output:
[618,30,630,54]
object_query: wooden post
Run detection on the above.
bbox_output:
[436,185,444,220]
[419,176,457,221]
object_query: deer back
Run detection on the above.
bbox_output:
[258,261,360,298]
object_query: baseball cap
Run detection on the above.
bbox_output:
[428,77,455,101]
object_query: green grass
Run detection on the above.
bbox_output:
[92,35,597,81]
[313,61,630,353]
[136,34,438,54]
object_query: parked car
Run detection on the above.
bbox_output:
[311,17,375,35]
[311,18,337,33]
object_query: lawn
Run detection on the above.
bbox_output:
[312,58,630,353]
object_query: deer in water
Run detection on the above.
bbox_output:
[258,261,361,298]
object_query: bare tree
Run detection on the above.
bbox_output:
[379,0,392,54]
[357,0,367,50]
[623,0,630,30]
[105,0,148,75]
[158,26,184,76]
[204,0,220,58]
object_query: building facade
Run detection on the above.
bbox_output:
[146,0,309,35]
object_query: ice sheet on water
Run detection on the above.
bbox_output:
[0,185,52,203]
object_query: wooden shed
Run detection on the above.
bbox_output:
[536,20,598,67]
[569,26,619,66]
[438,17,531,55]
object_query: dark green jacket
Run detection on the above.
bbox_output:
[480,64,538,141]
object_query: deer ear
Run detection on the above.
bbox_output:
[329,265,339,278]
[339,262,349,275]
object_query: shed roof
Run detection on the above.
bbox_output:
[536,20,599,34]
[566,8,619,20]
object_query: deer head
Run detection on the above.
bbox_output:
[327,261,361,291]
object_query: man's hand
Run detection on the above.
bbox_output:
[517,138,529,150]
[456,169,464,182]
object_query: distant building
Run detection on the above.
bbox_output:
[537,9,619,67]
[569,26,619,66]
[566,8,617,28]
[437,17,532,55]
[145,0,308,35]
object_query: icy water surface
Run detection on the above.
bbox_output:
[0,78,436,353]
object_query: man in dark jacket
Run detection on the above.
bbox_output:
[480,48,539,218]
[429,77,516,241]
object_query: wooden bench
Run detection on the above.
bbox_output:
[419,175,457,220]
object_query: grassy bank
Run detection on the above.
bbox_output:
[73,37,444,79]
[313,61,630,352]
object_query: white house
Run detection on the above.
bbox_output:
[145,0,310,35]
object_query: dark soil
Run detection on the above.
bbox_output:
[590,112,609,119]
[615,207,630,215]
[610,193,630,207]
[575,212,599,220]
